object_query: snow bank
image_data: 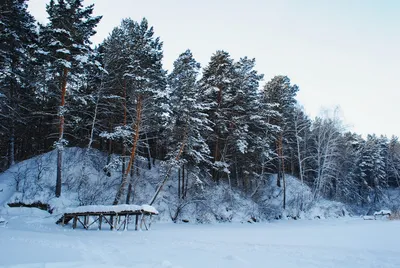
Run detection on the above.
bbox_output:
[253,174,350,220]
[374,210,391,216]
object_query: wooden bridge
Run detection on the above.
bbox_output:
[56,204,158,231]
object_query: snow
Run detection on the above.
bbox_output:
[56,48,70,54]
[64,204,158,214]
[0,211,399,268]
[74,55,88,63]
[141,204,159,214]
[36,49,49,55]
[374,210,391,215]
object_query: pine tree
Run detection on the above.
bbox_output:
[198,50,236,182]
[359,135,388,203]
[167,49,211,198]
[39,0,101,197]
[104,18,167,205]
[262,75,299,209]
[229,57,272,191]
[387,136,400,187]
[336,132,364,204]
[0,0,37,168]
[263,75,299,189]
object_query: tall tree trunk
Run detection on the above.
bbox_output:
[55,66,69,198]
[80,75,104,190]
[8,69,16,167]
[277,134,286,209]
[295,129,304,211]
[121,80,127,191]
[9,127,15,167]
[126,181,133,204]
[182,164,185,199]
[113,95,142,205]
[212,86,223,182]
[185,168,189,199]
[282,146,286,210]
[178,168,181,199]
[276,135,282,187]
[149,124,188,206]
[235,157,240,187]
[213,137,219,181]
[145,132,152,170]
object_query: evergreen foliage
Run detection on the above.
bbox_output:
[0,2,398,211]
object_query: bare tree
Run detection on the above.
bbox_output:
[310,109,343,200]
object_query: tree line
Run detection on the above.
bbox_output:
[1,0,399,208]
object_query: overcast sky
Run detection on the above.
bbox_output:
[28,0,400,137]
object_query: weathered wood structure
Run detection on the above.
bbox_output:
[56,204,158,231]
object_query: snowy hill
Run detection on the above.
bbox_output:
[0,147,364,223]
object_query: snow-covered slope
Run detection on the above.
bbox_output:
[0,147,369,223]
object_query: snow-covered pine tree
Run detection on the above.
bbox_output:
[262,75,299,208]
[229,57,272,192]
[0,0,37,168]
[264,75,299,187]
[387,136,400,187]
[359,135,388,204]
[335,132,364,204]
[167,49,211,198]
[198,50,237,182]
[39,0,101,197]
[105,18,168,205]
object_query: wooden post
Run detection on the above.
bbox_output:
[140,214,145,230]
[72,216,77,229]
[123,215,127,231]
[135,215,139,231]
[84,215,88,229]
[62,215,65,226]
[98,215,102,230]
[114,214,118,230]
[149,214,152,229]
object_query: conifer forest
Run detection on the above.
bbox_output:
[1,0,400,216]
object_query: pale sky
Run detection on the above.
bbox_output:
[28,0,400,137]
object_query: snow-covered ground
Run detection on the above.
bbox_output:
[1,208,399,268]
